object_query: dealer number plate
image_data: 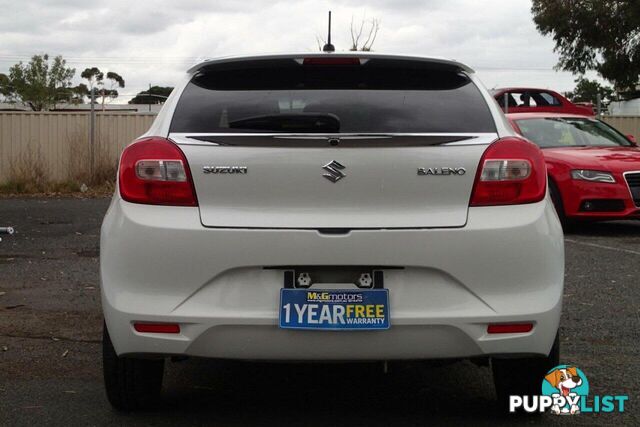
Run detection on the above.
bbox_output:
[279,289,390,330]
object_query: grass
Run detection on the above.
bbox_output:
[0,135,118,197]
[0,180,114,197]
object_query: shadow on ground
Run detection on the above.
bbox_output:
[564,220,640,237]
[120,358,529,426]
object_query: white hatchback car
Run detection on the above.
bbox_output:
[101,52,564,411]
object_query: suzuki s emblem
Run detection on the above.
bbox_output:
[322,160,346,183]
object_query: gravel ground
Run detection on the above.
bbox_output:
[0,197,638,426]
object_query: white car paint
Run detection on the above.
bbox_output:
[101,52,564,361]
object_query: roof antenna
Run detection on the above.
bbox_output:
[322,11,335,52]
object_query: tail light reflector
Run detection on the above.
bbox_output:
[134,323,181,334]
[487,323,534,334]
[119,137,197,206]
[470,137,546,206]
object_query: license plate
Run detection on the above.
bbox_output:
[279,288,390,330]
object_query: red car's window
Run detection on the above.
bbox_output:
[538,92,562,106]
[496,91,562,109]
[516,118,632,148]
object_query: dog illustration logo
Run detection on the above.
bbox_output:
[542,365,589,415]
[511,364,626,414]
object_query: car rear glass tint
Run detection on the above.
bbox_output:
[170,58,496,133]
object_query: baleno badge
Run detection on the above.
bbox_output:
[417,167,466,176]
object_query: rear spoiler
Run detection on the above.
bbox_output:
[187,53,475,75]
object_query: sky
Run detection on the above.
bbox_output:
[0,0,602,103]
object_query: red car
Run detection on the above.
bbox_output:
[507,112,640,224]
[493,88,594,116]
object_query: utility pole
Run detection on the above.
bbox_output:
[89,87,96,178]
[148,84,152,112]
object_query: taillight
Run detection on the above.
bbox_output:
[302,57,362,65]
[470,137,546,206]
[119,137,198,206]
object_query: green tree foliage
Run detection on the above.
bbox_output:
[128,86,173,104]
[0,73,11,100]
[5,54,75,110]
[99,71,125,109]
[81,67,104,94]
[69,83,89,104]
[566,77,614,105]
[80,68,125,109]
[531,0,640,89]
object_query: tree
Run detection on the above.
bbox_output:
[0,73,11,100]
[81,67,103,94]
[315,15,380,52]
[531,0,640,90]
[128,86,173,104]
[80,67,125,110]
[349,16,380,51]
[69,83,90,105]
[565,77,614,106]
[98,72,125,110]
[5,54,75,111]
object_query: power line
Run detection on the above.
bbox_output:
[0,54,201,60]
[0,55,201,66]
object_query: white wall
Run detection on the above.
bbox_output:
[609,99,640,115]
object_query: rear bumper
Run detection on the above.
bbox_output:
[104,310,561,361]
[101,198,564,360]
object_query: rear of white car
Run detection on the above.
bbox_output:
[100,53,564,411]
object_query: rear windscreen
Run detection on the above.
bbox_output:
[170,58,496,134]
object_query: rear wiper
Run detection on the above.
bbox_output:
[228,113,340,133]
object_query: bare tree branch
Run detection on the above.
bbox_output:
[316,14,381,52]
[357,16,366,44]
[350,15,369,51]
[350,17,357,51]
[361,19,380,51]
[349,16,380,51]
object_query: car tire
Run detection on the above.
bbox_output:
[102,322,164,411]
[548,179,573,231]
[492,332,560,413]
